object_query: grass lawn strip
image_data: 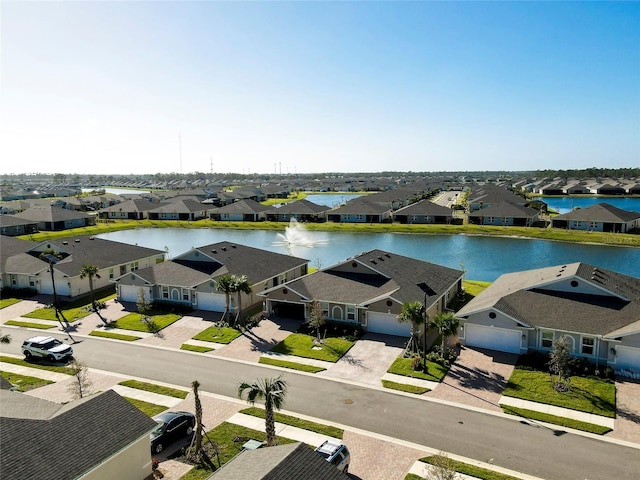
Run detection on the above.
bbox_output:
[387,357,449,382]
[113,312,181,332]
[382,379,430,395]
[502,369,616,418]
[4,320,56,329]
[270,333,353,362]
[124,396,168,417]
[0,298,22,309]
[180,422,296,480]
[0,355,74,375]
[419,456,523,480]
[21,293,116,322]
[180,344,214,353]
[258,356,326,373]
[89,330,141,341]
[118,379,188,399]
[501,405,612,435]
[192,326,241,344]
[240,406,344,439]
[0,371,54,392]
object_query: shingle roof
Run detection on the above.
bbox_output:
[208,442,350,480]
[265,199,329,215]
[0,236,39,271]
[0,390,156,480]
[469,201,538,218]
[12,205,93,222]
[129,260,218,287]
[553,203,640,222]
[213,199,271,214]
[394,199,454,216]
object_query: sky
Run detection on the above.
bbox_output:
[1,1,639,176]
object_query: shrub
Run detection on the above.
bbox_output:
[411,356,422,371]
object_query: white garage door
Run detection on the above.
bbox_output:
[119,285,143,303]
[615,346,640,372]
[465,324,522,354]
[196,292,226,312]
[367,312,412,337]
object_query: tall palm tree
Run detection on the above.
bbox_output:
[397,301,425,356]
[39,250,69,330]
[237,375,288,447]
[79,264,105,323]
[231,274,252,326]
[214,274,234,323]
[429,311,459,352]
[188,380,203,460]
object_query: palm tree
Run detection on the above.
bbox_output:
[397,301,425,356]
[231,274,252,326]
[39,250,69,330]
[79,264,105,323]
[214,274,234,323]
[429,311,459,353]
[188,380,203,460]
[1,334,11,344]
[237,375,288,447]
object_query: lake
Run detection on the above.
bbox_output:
[535,196,640,214]
[98,227,640,282]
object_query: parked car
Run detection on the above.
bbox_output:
[315,440,350,473]
[150,411,195,454]
[21,336,73,362]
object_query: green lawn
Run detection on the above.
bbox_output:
[192,326,241,344]
[22,293,116,322]
[240,406,344,439]
[112,312,182,332]
[0,298,22,309]
[258,356,326,373]
[180,422,296,480]
[4,320,56,329]
[89,330,141,341]
[0,371,54,391]
[270,333,353,362]
[0,355,74,375]
[382,379,430,395]
[413,456,523,480]
[502,369,616,418]
[387,357,449,382]
[124,396,168,417]
[118,379,189,399]
[180,344,214,353]
[501,405,612,435]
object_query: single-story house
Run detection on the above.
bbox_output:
[393,200,455,224]
[114,241,309,316]
[148,199,210,221]
[0,389,157,480]
[98,199,158,220]
[550,203,640,233]
[207,442,349,480]
[456,262,640,373]
[0,235,165,299]
[11,205,96,231]
[467,202,540,227]
[0,214,39,236]
[209,199,271,222]
[264,199,330,223]
[260,249,464,337]
[326,200,393,223]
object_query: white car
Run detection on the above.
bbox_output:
[315,440,350,473]
[21,336,73,362]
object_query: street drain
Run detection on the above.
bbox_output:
[344,399,353,404]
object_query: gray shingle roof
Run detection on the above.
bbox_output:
[213,199,271,214]
[12,205,93,222]
[265,199,329,215]
[0,390,156,480]
[394,199,454,216]
[0,236,39,271]
[129,260,217,287]
[553,202,640,222]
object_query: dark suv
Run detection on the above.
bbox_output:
[315,440,350,473]
[21,336,73,362]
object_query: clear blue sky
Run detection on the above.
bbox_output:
[1,1,638,175]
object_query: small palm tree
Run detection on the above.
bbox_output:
[231,274,252,325]
[1,334,11,344]
[237,375,288,447]
[429,311,459,352]
[397,301,425,356]
[214,274,234,323]
[80,264,105,323]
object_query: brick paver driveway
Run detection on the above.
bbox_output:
[426,347,518,412]
[610,378,640,444]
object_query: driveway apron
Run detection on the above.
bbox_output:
[610,378,640,444]
[213,318,298,362]
[426,347,518,412]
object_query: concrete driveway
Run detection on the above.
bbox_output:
[426,346,518,412]
[318,333,405,386]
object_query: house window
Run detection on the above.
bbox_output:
[347,306,356,321]
[29,276,36,287]
[572,221,582,228]
[182,290,190,301]
[581,337,595,356]
[411,215,418,222]
[486,216,494,223]
[109,268,114,279]
[10,274,16,285]
[131,262,139,271]
[162,286,169,299]
[355,214,364,221]
[590,221,598,229]
[321,302,329,317]
[541,331,554,349]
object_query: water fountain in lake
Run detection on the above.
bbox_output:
[275,218,322,247]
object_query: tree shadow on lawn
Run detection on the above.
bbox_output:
[445,363,508,393]
[241,329,282,353]
[568,384,616,415]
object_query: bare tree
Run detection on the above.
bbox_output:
[548,334,572,392]
[308,299,326,340]
[425,452,458,480]
[67,358,93,399]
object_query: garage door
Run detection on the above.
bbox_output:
[464,324,522,354]
[367,312,412,337]
[119,285,143,303]
[196,293,226,312]
[615,346,640,372]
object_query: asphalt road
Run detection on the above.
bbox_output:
[3,330,639,480]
